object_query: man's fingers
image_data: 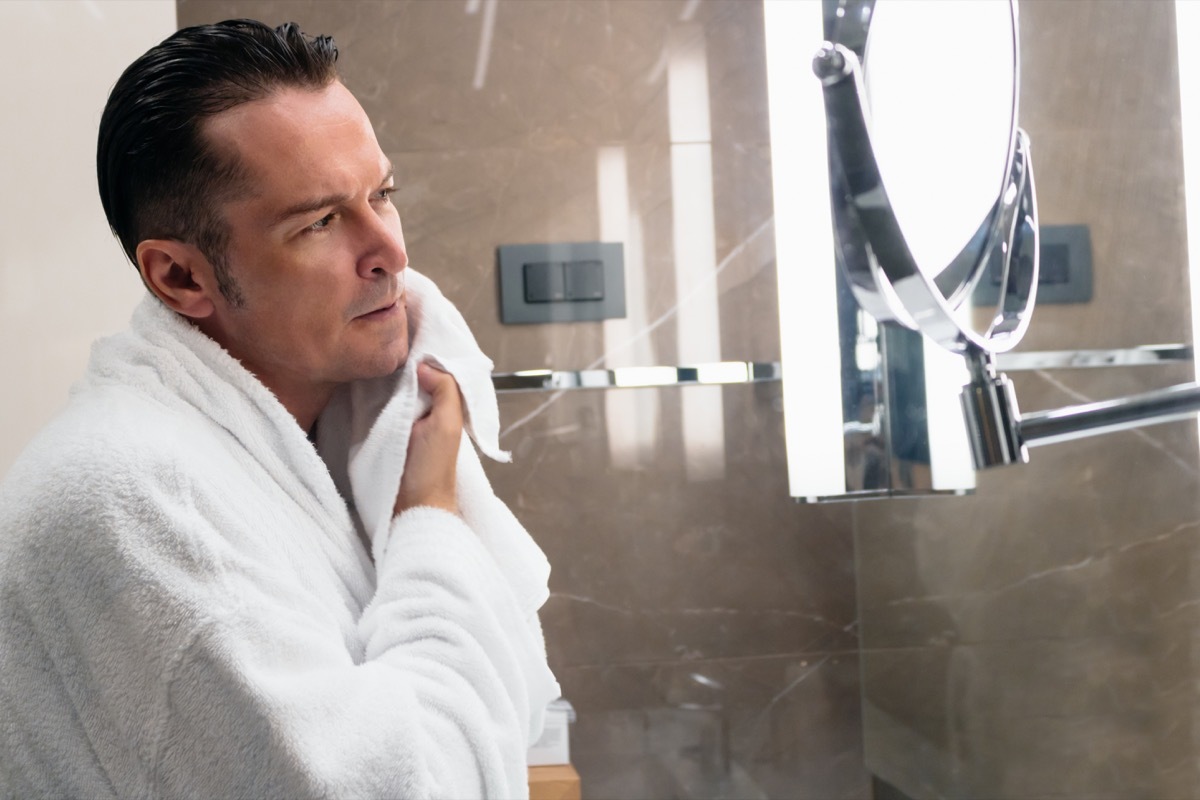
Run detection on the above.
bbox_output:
[417,362,463,425]
[395,361,464,516]
[417,361,454,399]
[415,360,438,394]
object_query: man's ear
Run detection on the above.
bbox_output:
[136,239,219,319]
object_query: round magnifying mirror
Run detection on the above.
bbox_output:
[864,0,1017,312]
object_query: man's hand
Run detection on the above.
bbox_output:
[395,362,464,516]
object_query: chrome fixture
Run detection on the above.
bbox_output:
[812,0,1040,485]
[762,0,1001,500]
[490,346,1192,394]
[994,344,1192,371]
[814,0,1200,477]
[492,361,781,393]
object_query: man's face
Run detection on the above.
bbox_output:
[197,81,409,405]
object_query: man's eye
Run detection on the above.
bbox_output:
[374,187,396,202]
[308,213,335,232]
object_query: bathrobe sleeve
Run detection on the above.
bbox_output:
[150,502,545,800]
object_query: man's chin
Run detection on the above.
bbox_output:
[336,346,410,385]
[375,345,411,379]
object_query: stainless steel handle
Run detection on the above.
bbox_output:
[495,349,1200,471]
[996,344,1192,370]
[492,361,781,393]
[491,345,1191,394]
[1021,382,1200,448]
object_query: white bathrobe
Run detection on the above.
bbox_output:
[0,270,559,799]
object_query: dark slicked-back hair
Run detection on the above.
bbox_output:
[97,19,339,304]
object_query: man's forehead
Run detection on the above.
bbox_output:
[202,83,389,204]
[206,84,378,162]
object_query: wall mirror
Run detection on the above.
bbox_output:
[817,0,1039,359]
[813,0,1200,476]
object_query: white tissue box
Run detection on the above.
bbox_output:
[527,698,574,766]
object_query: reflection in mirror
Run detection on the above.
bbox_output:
[818,0,1037,357]
[865,0,1015,292]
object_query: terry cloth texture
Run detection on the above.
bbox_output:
[0,269,559,799]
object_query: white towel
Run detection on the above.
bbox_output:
[318,268,551,619]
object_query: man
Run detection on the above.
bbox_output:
[0,19,558,799]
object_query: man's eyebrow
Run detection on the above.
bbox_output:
[271,164,396,228]
[274,193,350,226]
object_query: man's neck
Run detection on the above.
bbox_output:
[269,381,335,435]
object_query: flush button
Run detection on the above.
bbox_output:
[564,260,605,301]
[524,262,566,303]
[523,260,605,303]
[499,242,625,324]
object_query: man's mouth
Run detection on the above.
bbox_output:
[353,277,405,321]
[356,298,401,320]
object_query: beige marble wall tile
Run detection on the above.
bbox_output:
[562,654,867,800]
[493,383,859,667]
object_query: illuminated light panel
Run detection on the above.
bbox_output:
[763,0,846,498]
[1177,1,1200,413]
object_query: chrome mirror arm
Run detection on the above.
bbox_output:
[1018,382,1200,453]
[961,343,1200,469]
[960,347,1027,468]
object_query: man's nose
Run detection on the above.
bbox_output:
[356,211,408,279]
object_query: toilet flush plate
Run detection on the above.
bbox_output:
[498,241,626,324]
